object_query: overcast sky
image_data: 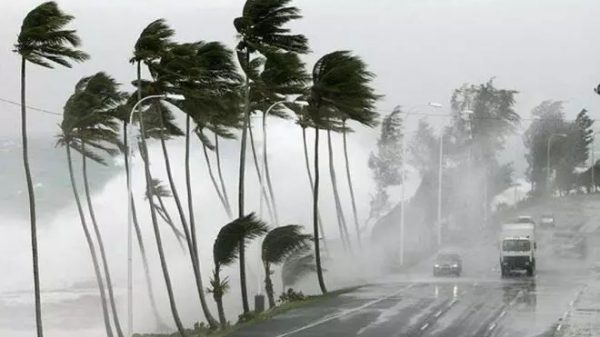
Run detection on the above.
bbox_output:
[1,0,600,139]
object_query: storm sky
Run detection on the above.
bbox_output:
[1,0,599,142]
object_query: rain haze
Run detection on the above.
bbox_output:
[1,0,600,337]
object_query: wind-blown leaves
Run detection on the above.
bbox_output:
[213,213,268,269]
[131,18,174,64]
[262,225,312,265]
[15,1,89,68]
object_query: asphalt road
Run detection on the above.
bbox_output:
[231,221,600,337]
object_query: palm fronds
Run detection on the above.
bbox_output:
[262,225,312,264]
[213,213,268,268]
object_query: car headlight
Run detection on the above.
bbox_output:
[452,264,458,268]
[434,264,440,268]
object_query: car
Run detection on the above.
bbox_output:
[515,215,536,225]
[540,214,555,228]
[552,231,586,259]
[433,252,462,277]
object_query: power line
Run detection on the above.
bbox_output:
[0,97,61,116]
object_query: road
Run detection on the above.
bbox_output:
[231,205,600,337]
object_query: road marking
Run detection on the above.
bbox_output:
[488,323,496,331]
[274,283,415,337]
[499,310,506,318]
[434,310,443,318]
[420,323,430,331]
[556,324,562,332]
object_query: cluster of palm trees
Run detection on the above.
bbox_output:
[15,0,378,336]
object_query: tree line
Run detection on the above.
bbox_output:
[15,1,379,336]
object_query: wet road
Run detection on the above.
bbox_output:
[232,228,600,337]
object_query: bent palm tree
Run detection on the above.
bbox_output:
[73,73,126,337]
[210,213,268,327]
[234,0,308,312]
[14,3,88,335]
[131,19,186,334]
[307,51,378,294]
[59,74,120,337]
[261,225,311,308]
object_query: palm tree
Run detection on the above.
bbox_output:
[146,178,186,248]
[326,124,352,251]
[261,225,311,308]
[210,213,268,327]
[58,74,121,337]
[155,40,242,329]
[14,3,88,335]
[71,73,126,337]
[131,19,187,335]
[306,51,378,294]
[234,0,308,312]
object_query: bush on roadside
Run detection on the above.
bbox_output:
[278,288,305,304]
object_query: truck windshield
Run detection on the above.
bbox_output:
[503,239,531,251]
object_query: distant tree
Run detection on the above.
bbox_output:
[281,253,316,292]
[368,107,404,222]
[409,119,439,174]
[14,3,88,335]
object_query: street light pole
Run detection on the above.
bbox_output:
[126,93,184,336]
[546,133,567,196]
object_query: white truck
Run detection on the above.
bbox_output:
[499,222,536,277]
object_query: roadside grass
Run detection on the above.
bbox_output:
[133,286,362,337]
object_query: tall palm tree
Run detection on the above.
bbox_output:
[14,3,88,335]
[306,51,378,294]
[58,74,121,337]
[234,0,308,312]
[261,225,311,308]
[210,213,268,327]
[156,40,241,329]
[326,124,352,251]
[72,73,126,337]
[131,19,187,335]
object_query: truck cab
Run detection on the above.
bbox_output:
[499,222,536,277]
[500,237,535,277]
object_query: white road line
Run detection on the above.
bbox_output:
[434,310,443,318]
[420,323,430,331]
[488,323,497,331]
[499,310,506,318]
[556,324,562,332]
[274,284,415,337]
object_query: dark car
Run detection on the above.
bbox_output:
[433,253,462,276]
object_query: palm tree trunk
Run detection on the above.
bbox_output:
[239,238,249,313]
[261,111,279,225]
[137,61,186,335]
[66,144,114,337]
[185,114,219,328]
[238,72,250,219]
[301,127,327,253]
[313,127,327,294]
[122,123,166,330]
[81,140,124,337]
[21,58,43,337]
[264,263,275,308]
[326,128,352,251]
[248,121,275,224]
[213,268,227,328]
[202,142,231,218]
[214,134,232,217]
[238,57,251,313]
[341,122,361,247]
